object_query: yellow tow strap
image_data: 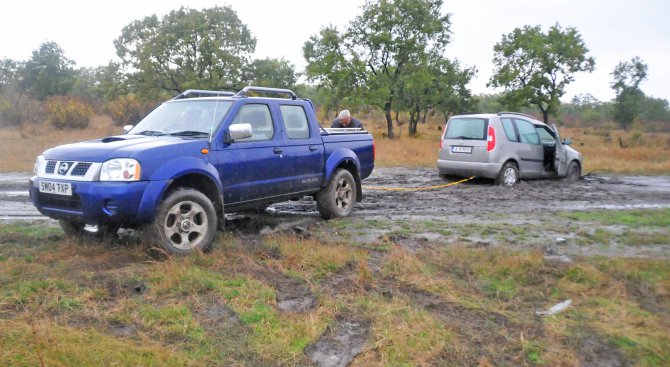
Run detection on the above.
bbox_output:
[362,176,475,192]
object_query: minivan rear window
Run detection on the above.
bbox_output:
[445,118,487,140]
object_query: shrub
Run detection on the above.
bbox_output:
[0,92,45,127]
[105,94,154,126]
[45,95,94,129]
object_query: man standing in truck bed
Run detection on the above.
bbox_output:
[330,110,364,129]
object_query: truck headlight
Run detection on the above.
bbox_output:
[100,159,141,181]
[34,155,45,175]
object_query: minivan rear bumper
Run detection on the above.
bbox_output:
[436,159,502,179]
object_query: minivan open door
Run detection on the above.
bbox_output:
[552,124,568,175]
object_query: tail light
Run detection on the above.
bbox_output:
[439,125,447,149]
[487,125,496,152]
[372,139,376,161]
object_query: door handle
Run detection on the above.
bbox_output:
[309,145,318,151]
[273,147,283,154]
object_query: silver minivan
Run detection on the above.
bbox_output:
[437,112,582,186]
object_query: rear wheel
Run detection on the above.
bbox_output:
[59,220,120,241]
[495,162,519,187]
[144,188,217,255]
[316,169,356,219]
[565,161,581,181]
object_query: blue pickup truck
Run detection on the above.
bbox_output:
[30,86,375,254]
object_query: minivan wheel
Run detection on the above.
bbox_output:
[496,162,518,187]
[566,161,581,181]
[145,188,217,255]
[316,169,356,219]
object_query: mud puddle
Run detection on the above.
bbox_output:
[305,315,371,367]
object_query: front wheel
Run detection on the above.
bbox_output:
[565,161,581,181]
[316,169,357,219]
[59,220,119,241]
[144,188,217,255]
[495,162,519,187]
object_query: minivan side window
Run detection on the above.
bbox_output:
[514,119,540,144]
[445,118,487,140]
[535,125,556,145]
[501,118,518,142]
[230,104,274,141]
[280,105,310,139]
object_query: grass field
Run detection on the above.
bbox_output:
[1,209,669,366]
[1,114,669,174]
[1,111,669,365]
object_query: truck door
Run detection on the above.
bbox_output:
[278,104,324,193]
[216,103,287,204]
[513,118,544,176]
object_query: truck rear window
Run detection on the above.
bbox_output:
[445,118,487,140]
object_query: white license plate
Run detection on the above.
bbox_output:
[451,146,472,153]
[39,181,72,196]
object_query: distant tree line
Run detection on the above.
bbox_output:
[1,0,668,133]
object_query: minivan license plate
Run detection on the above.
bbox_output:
[451,146,472,153]
[39,181,72,196]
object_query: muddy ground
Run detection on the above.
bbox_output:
[2,168,670,365]
[2,168,670,259]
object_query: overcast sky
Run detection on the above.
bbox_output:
[1,0,668,102]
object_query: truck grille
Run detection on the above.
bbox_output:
[45,161,57,174]
[38,192,81,211]
[44,160,94,177]
[71,162,92,176]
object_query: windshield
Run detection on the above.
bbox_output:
[129,100,233,138]
[445,118,488,140]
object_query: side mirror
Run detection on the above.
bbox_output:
[225,123,253,143]
[123,125,134,134]
[562,138,572,146]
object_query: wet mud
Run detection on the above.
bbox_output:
[3,168,670,222]
[305,315,371,367]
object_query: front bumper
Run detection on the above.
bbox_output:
[29,177,169,225]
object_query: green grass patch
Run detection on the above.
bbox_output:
[0,319,191,366]
[559,208,670,227]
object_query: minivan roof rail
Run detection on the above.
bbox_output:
[235,86,297,100]
[172,89,235,100]
[497,111,535,119]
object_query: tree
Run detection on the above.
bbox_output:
[20,41,76,100]
[93,62,131,101]
[610,57,648,130]
[304,0,452,137]
[488,24,595,124]
[432,59,477,123]
[249,58,298,89]
[397,57,477,135]
[0,58,22,92]
[303,26,366,119]
[115,6,256,95]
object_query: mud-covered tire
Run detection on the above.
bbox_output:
[316,169,357,219]
[59,220,120,241]
[144,188,217,255]
[495,162,519,187]
[565,161,581,181]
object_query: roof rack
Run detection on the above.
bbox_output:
[172,89,235,100]
[497,111,535,119]
[235,86,297,100]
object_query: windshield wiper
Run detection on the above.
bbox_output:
[168,131,210,137]
[135,130,166,136]
[449,135,479,140]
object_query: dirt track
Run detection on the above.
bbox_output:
[3,168,670,222]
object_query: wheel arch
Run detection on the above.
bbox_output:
[162,172,224,222]
[325,149,362,202]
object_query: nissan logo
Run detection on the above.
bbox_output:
[58,162,70,175]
